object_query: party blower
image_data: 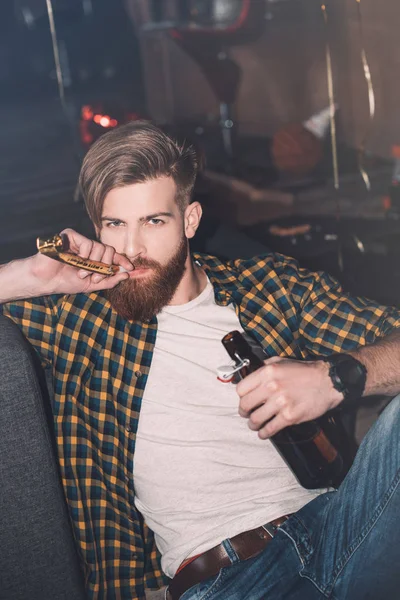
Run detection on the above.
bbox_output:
[37,234,130,276]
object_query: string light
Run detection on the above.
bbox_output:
[321,3,339,192]
[321,2,343,272]
[356,0,375,192]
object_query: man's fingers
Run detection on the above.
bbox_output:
[246,398,279,432]
[237,358,289,400]
[76,240,94,259]
[88,241,117,265]
[237,363,280,400]
[86,241,108,263]
[257,414,289,439]
[101,245,116,266]
[61,229,101,260]
[60,230,134,272]
[112,253,134,271]
[238,380,279,417]
[236,369,263,398]
[90,272,129,291]
[92,273,107,284]
[62,229,94,259]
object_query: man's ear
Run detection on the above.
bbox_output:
[184,202,202,239]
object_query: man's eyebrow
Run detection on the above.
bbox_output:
[101,216,124,222]
[101,212,174,223]
[138,212,174,223]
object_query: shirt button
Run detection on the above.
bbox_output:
[126,425,132,433]
[135,370,142,378]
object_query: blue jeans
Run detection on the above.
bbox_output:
[177,395,400,600]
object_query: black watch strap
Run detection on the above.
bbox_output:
[323,353,367,405]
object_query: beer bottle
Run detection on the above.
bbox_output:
[221,330,356,489]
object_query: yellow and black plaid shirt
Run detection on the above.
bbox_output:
[2,252,400,599]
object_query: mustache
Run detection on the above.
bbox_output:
[124,255,161,270]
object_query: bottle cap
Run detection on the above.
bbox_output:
[216,359,250,383]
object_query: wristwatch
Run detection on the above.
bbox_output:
[323,353,367,405]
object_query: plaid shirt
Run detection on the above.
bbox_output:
[2,252,400,599]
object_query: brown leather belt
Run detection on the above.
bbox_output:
[168,515,291,600]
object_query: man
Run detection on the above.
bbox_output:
[0,121,399,600]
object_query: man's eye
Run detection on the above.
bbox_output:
[106,220,122,228]
[148,218,164,226]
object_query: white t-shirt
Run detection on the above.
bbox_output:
[134,279,323,578]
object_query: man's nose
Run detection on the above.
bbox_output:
[123,231,146,260]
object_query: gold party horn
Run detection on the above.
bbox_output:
[37,234,126,276]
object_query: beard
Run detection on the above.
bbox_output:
[106,236,188,322]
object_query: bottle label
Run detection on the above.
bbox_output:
[313,430,338,463]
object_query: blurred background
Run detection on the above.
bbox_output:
[1,0,400,312]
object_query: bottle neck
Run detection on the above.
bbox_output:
[222,331,265,374]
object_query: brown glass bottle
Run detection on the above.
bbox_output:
[222,330,356,489]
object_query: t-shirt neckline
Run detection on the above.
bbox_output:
[161,277,213,315]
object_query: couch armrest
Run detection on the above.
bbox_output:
[0,315,87,600]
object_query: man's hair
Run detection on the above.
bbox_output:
[79,120,199,227]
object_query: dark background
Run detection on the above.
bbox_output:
[1,0,400,309]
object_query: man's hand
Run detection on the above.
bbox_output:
[31,228,134,295]
[236,357,344,439]
[0,229,134,303]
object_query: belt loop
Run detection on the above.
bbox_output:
[221,538,240,564]
[262,522,277,538]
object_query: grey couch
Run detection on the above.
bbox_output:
[0,315,87,600]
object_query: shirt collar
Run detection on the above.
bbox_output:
[193,252,242,306]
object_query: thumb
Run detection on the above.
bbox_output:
[88,272,129,292]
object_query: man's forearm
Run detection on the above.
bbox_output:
[0,257,43,304]
[349,329,400,397]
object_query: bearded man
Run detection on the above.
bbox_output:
[1,121,400,600]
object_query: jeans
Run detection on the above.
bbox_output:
[176,395,400,600]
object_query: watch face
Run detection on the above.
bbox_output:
[338,360,363,385]
[334,355,367,400]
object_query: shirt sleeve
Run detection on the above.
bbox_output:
[0,295,61,367]
[274,254,400,356]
